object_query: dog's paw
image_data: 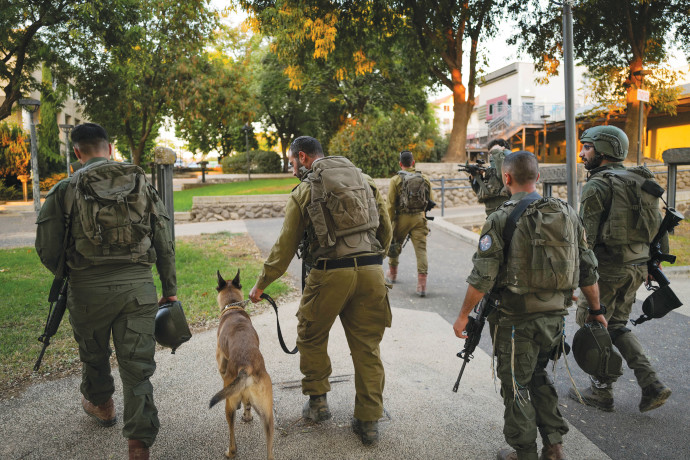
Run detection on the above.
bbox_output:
[242,410,253,422]
[225,447,237,458]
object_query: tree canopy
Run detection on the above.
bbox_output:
[509,0,690,161]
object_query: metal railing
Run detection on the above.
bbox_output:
[430,177,472,217]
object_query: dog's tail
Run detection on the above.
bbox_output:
[209,369,248,409]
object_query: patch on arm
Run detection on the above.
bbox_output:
[479,234,493,252]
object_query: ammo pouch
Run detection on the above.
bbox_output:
[305,157,380,259]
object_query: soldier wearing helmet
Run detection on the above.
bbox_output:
[570,125,672,413]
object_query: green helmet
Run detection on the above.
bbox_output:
[155,300,192,354]
[572,322,623,379]
[580,125,628,161]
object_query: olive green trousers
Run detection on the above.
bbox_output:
[387,212,429,274]
[297,263,392,421]
[492,314,569,460]
[68,281,160,447]
[576,263,659,388]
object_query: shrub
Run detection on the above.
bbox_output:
[221,150,282,174]
[0,179,22,201]
[40,172,67,191]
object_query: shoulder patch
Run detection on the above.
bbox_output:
[479,234,493,252]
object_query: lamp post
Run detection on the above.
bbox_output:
[241,123,251,180]
[18,98,41,213]
[633,69,651,165]
[540,114,551,158]
[58,123,74,177]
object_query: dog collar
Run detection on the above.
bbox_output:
[220,300,251,317]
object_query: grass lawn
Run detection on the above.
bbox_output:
[174,178,297,211]
[667,220,690,267]
[0,232,294,397]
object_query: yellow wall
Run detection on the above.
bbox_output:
[646,110,690,160]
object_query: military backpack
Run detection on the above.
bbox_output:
[397,170,428,213]
[305,156,380,260]
[65,160,156,266]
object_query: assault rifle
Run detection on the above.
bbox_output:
[631,207,685,325]
[458,159,486,177]
[34,277,68,371]
[453,295,495,392]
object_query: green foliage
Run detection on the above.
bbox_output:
[173,178,296,211]
[37,64,67,176]
[328,109,439,178]
[221,149,282,174]
[0,122,30,178]
[0,179,22,200]
[0,234,293,395]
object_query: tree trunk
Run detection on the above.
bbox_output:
[444,87,473,162]
[624,58,646,163]
[280,136,289,173]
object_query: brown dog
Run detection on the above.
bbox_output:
[209,270,274,460]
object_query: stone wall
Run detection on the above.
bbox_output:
[190,195,289,222]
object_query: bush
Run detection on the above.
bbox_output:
[40,172,67,191]
[221,150,282,174]
[0,179,22,201]
[328,109,440,178]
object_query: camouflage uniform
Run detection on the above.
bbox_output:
[386,167,433,274]
[256,157,392,422]
[467,192,598,460]
[35,157,176,447]
[576,163,668,390]
[471,148,511,216]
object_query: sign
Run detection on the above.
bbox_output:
[637,89,650,102]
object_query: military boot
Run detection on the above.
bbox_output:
[352,418,379,446]
[639,380,671,412]
[416,273,427,297]
[539,443,566,460]
[82,396,116,427]
[496,447,518,460]
[302,394,331,422]
[568,382,614,412]
[385,265,397,284]
[128,440,149,460]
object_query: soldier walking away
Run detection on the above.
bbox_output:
[249,136,392,446]
[469,138,512,216]
[569,125,672,413]
[385,150,433,296]
[453,151,603,460]
[35,123,178,460]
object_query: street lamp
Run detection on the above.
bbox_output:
[633,69,652,165]
[241,123,251,180]
[541,114,551,158]
[18,98,41,213]
[58,123,74,177]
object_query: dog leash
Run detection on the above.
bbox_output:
[261,293,298,355]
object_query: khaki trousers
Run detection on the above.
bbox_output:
[297,263,392,421]
[388,212,429,274]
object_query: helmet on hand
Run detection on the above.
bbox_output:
[572,322,623,379]
[154,300,192,354]
[580,125,629,161]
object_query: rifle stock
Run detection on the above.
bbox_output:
[452,296,494,392]
[34,278,68,371]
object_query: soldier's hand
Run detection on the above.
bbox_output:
[249,284,263,303]
[586,314,608,328]
[453,315,470,339]
[159,295,177,306]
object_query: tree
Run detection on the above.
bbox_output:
[239,0,506,162]
[510,0,690,162]
[37,63,66,176]
[0,122,30,178]
[61,0,217,165]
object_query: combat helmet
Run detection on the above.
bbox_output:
[572,322,623,380]
[154,300,192,354]
[580,125,629,161]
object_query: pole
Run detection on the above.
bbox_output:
[244,123,251,181]
[637,101,644,165]
[29,115,41,213]
[563,1,578,212]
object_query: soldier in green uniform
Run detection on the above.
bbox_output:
[453,151,603,460]
[569,125,672,412]
[249,136,392,446]
[469,138,512,216]
[35,123,177,460]
[385,150,433,296]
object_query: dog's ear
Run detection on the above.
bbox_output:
[232,269,242,289]
[216,270,226,292]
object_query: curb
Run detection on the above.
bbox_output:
[430,217,480,246]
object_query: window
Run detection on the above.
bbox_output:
[443,105,450,112]
[489,104,493,115]
[497,101,503,112]
[508,98,512,106]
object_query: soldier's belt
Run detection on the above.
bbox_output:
[313,255,382,270]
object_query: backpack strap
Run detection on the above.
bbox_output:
[502,191,541,259]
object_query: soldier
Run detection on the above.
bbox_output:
[469,138,512,216]
[248,136,392,446]
[568,125,672,412]
[385,150,433,296]
[453,151,602,460]
[35,123,177,460]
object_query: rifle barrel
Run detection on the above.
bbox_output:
[452,358,469,392]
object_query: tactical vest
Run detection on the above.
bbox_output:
[303,156,381,260]
[592,167,663,249]
[397,170,428,213]
[501,197,579,314]
[65,160,156,268]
